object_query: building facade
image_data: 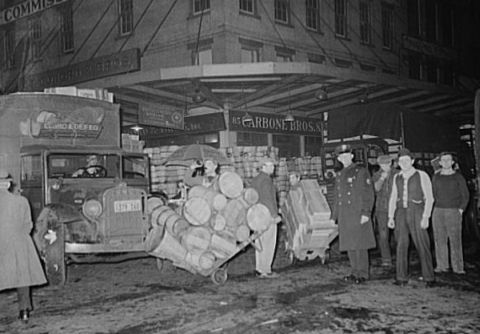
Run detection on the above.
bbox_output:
[1,0,479,158]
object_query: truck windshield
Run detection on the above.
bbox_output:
[122,156,148,179]
[48,154,120,178]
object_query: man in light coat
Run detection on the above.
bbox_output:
[0,169,47,322]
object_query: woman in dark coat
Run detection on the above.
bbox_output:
[330,145,376,284]
[0,169,47,322]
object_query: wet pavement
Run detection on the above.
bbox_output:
[1,245,480,334]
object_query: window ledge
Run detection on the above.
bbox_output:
[275,20,294,28]
[306,27,323,35]
[239,11,261,20]
[335,34,351,42]
[187,10,211,20]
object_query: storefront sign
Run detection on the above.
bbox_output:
[229,110,323,136]
[25,48,140,91]
[402,35,456,59]
[38,122,102,138]
[139,103,184,130]
[0,0,68,25]
[125,112,226,137]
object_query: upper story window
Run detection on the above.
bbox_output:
[193,0,210,15]
[274,0,290,24]
[406,0,420,36]
[241,47,260,63]
[306,0,321,32]
[4,27,15,69]
[118,0,133,36]
[335,0,347,37]
[359,1,371,44]
[425,0,437,42]
[30,17,42,60]
[440,3,453,47]
[381,3,394,49]
[192,48,212,65]
[239,0,255,15]
[60,3,74,53]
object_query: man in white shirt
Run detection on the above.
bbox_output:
[388,148,435,287]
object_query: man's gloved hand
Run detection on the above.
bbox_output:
[388,218,395,229]
[420,217,429,229]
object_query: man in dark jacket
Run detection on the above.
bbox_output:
[250,157,281,278]
[331,144,376,284]
[372,154,397,268]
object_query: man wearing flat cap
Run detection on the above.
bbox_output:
[388,148,435,287]
[331,144,376,284]
[372,154,397,268]
[250,157,281,278]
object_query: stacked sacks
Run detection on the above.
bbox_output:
[145,170,276,275]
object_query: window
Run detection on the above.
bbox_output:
[60,4,74,52]
[239,0,255,14]
[237,132,268,146]
[425,56,438,83]
[123,156,148,179]
[30,17,42,60]
[407,0,420,36]
[425,0,437,42]
[440,3,453,46]
[276,53,293,62]
[335,0,347,37]
[306,0,320,31]
[21,155,42,182]
[408,52,421,80]
[192,47,212,65]
[241,47,260,63]
[381,3,394,49]
[118,0,133,36]
[274,0,289,24]
[359,1,371,44]
[193,0,210,15]
[4,27,15,69]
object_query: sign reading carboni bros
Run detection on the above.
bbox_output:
[0,0,68,25]
[229,110,323,136]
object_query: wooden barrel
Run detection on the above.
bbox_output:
[210,234,238,259]
[185,251,216,270]
[181,226,212,253]
[144,225,166,253]
[243,187,259,206]
[235,223,251,242]
[147,196,164,214]
[183,197,211,225]
[188,185,227,211]
[210,213,226,231]
[151,206,172,226]
[222,198,247,229]
[165,215,190,237]
[246,203,273,232]
[218,171,244,198]
[146,229,187,264]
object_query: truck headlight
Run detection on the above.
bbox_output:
[83,199,102,218]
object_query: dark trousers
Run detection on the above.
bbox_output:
[17,286,32,311]
[375,211,392,265]
[394,206,434,282]
[347,249,369,279]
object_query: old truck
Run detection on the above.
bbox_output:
[0,92,153,285]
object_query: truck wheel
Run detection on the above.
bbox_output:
[44,220,66,286]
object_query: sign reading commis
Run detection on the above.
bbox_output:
[0,0,68,25]
[229,110,323,136]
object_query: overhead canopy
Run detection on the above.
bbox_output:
[327,102,461,153]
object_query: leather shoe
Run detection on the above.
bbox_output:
[19,309,30,323]
[354,277,367,284]
[343,274,356,282]
[425,280,437,288]
[393,280,408,287]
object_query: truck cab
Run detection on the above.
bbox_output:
[23,145,151,285]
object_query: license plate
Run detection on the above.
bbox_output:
[114,199,142,213]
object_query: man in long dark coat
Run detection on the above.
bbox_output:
[330,144,376,284]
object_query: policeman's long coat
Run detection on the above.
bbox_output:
[0,190,47,291]
[331,163,376,251]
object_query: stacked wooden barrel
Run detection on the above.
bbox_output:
[145,170,276,274]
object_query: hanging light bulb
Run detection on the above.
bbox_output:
[315,87,328,100]
[192,89,206,104]
[130,125,143,132]
[284,110,294,122]
[358,89,369,103]
[242,111,253,124]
